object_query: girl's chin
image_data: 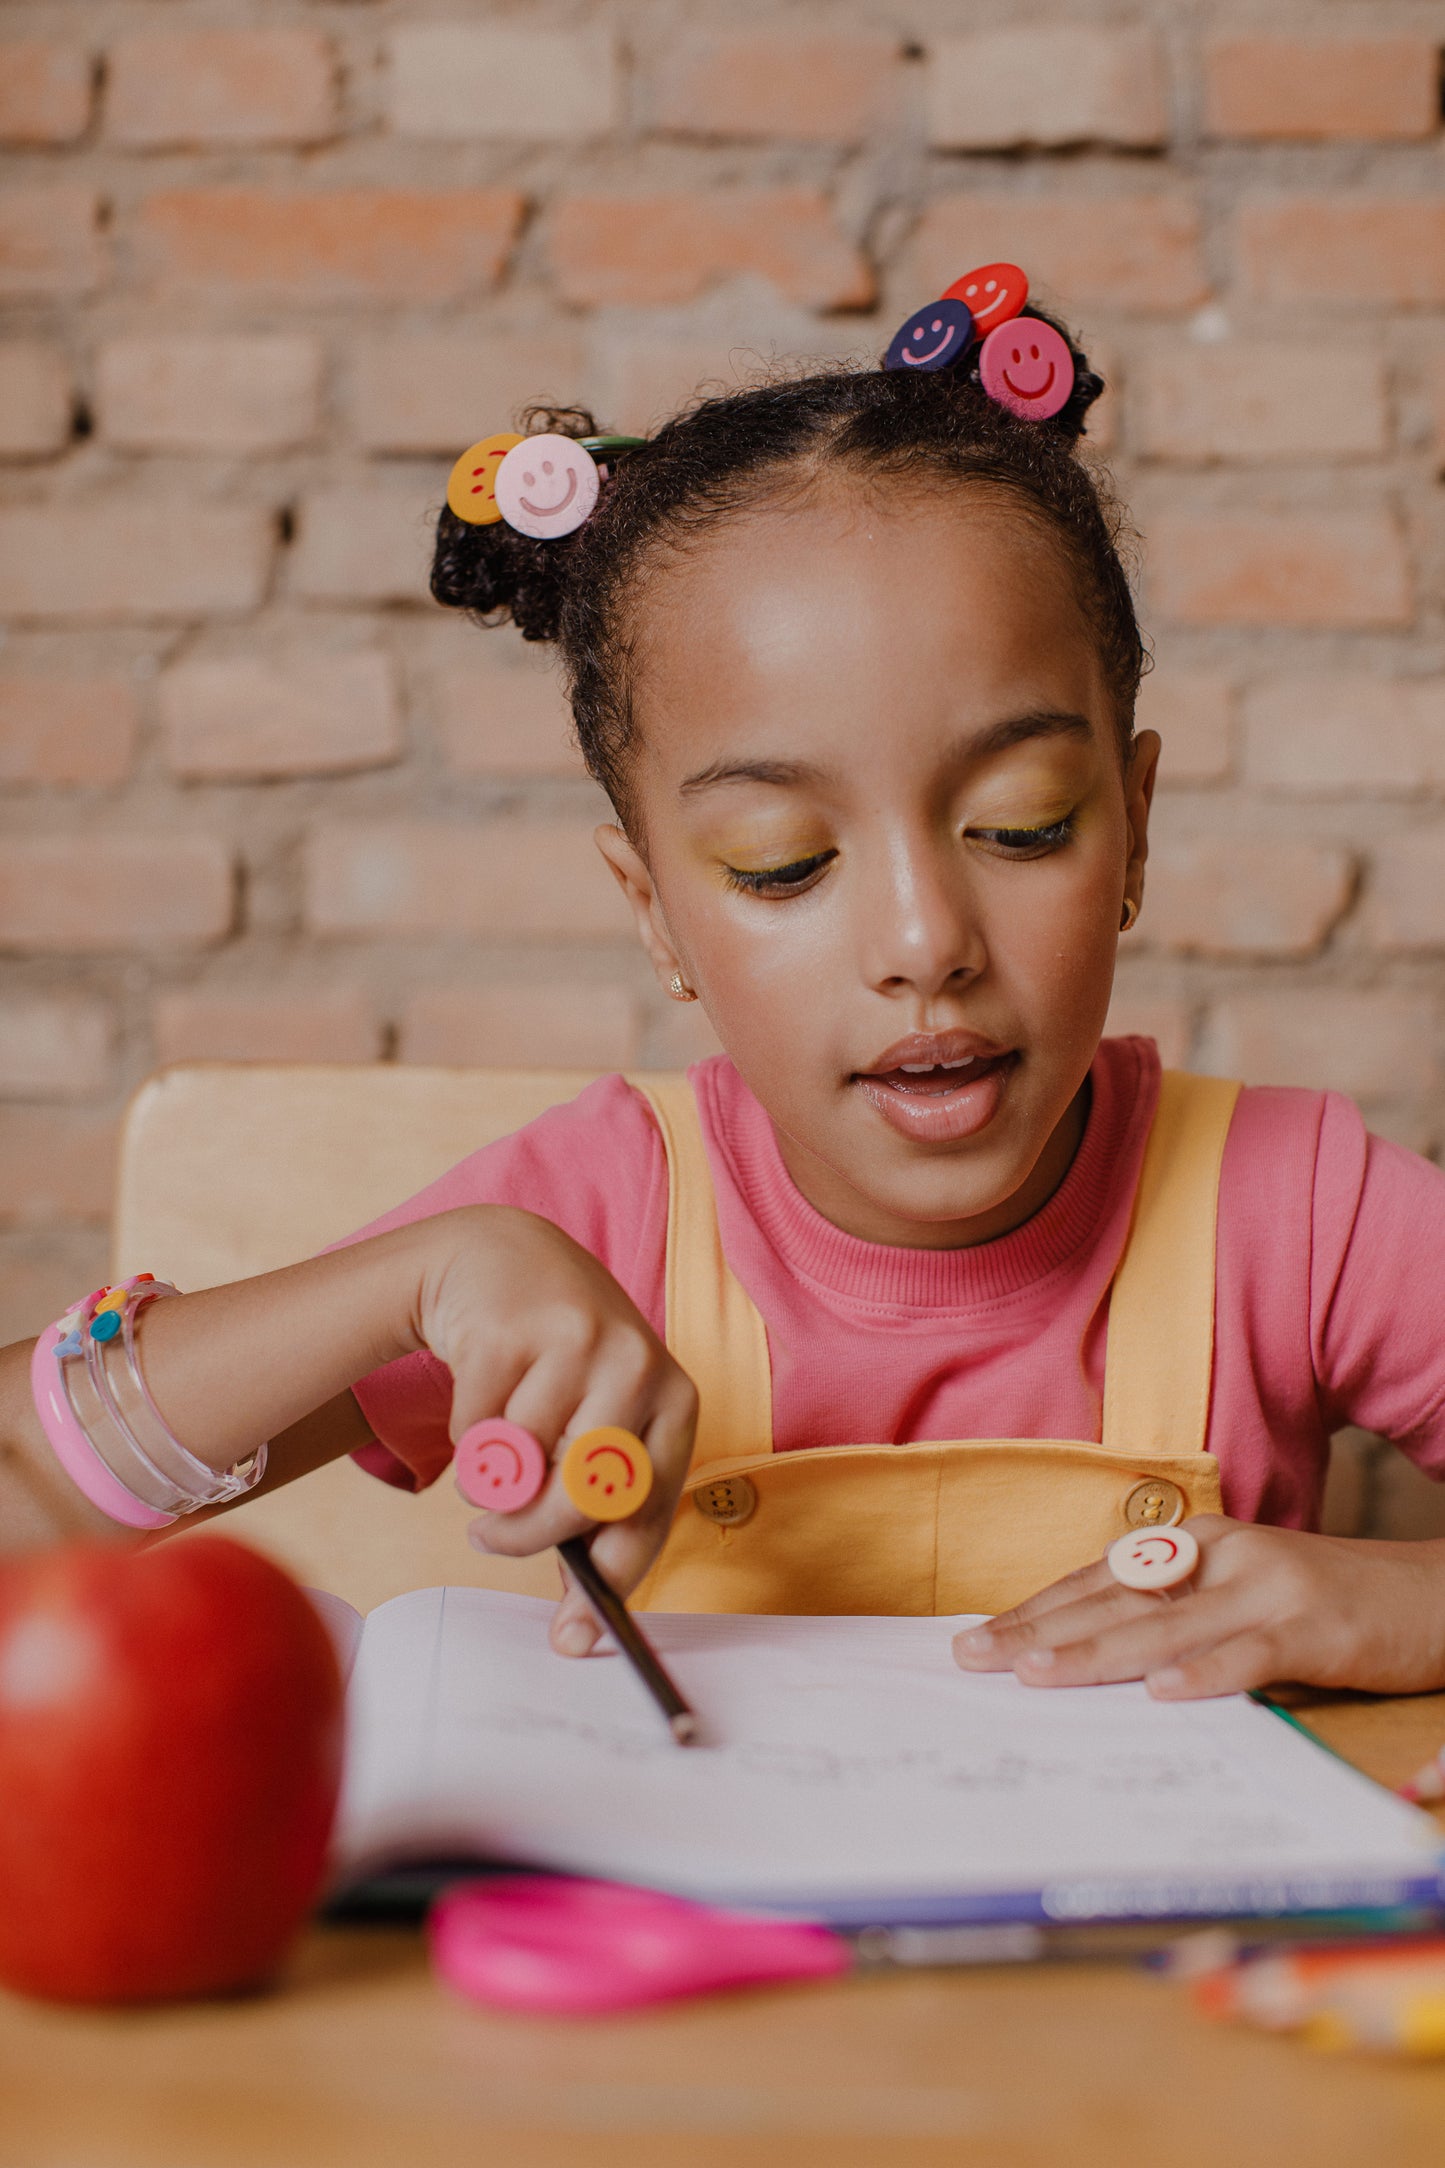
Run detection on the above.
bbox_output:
[853,1054,1015,1145]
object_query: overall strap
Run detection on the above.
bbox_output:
[627,1076,774,1468]
[1101,1070,1242,1461]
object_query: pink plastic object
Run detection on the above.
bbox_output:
[428,1875,851,2015]
[30,1320,173,1530]
[494,434,600,539]
[978,318,1074,422]
[454,1420,548,1513]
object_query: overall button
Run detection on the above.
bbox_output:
[693,1475,756,1527]
[1123,1478,1185,1529]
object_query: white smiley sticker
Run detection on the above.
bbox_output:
[494,433,601,539]
[1107,1525,1201,1592]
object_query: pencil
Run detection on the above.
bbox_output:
[557,1535,698,1746]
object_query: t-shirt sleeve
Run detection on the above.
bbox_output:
[326,1075,668,1491]
[1310,1093,1445,1476]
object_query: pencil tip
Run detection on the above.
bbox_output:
[671,1713,699,1746]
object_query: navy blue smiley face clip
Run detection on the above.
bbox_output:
[883,296,975,373]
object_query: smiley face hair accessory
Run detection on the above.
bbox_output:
[446,431,647,535]
[883,262,1089,429]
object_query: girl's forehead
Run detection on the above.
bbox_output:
[634,491,1104,749]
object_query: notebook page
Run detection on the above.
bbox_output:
[335,1589,1441,1922]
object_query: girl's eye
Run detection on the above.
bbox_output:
[967,817,1075,859]
[723,850,835,897]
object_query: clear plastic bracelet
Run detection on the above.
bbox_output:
[30,1277,267,1527]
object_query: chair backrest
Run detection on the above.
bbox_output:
[114,1063,672,1612]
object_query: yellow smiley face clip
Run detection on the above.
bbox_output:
[446,433,525,525]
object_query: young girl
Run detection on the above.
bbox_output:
[4,287,1444,1705]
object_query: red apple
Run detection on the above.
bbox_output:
[0,1534,344,2003]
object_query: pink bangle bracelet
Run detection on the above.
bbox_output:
[30,1277,267,1528]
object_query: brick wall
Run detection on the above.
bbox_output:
[2,2,1445,1369]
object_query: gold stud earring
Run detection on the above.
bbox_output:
[668,973,697,1002]
[1120,897,1140,933]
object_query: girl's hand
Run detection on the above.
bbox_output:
[414,1207,698,1659]
[951,1518,1445,1700]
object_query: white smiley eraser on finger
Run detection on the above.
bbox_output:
[1107,1524,1201,1592]
[494,433,600,539]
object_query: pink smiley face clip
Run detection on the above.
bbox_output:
[978,319,1075,422]
[494,434,600,539]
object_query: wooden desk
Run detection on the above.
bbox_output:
[3,1694,1444,2168]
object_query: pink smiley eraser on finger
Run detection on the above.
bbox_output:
[455,1420,548,1513]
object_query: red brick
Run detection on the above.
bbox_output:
[0,1230,110,1344]
[1134,670,1234,786]
[98,335,322,454]
[305,821,631,942]
[926,28,1167,149]
[1147,510,1411,629]
[0,187,103,300]
[1133,345,1388,463]
[289,490,432,607]
[1363,831,1445,951]
[0,837,233,953]
[1431,352,1445,472]
[153,988,380,1066]
[106,28,337,148]
[0,39,92,144]
[0,505,274,621]
[134,189,524,303]
[1238,199,1445,308]
[434,645,583,778]
[1200,990,1437,1098]
[0,676,139,787]
[0,343,72,458]
[1243,675,1445,795]
[1101,986,1192,1068]
[910,195,1207,316]
[1145,835,1353,957]
[387,25,619,139]
[1203,36,1438,141]
[0,1108,118,1226]
[547,192,874,310]
[0,994,112,1099]
[650,29,902,143]
[401,984,639,1069]
[160,652,401,781]
[350,332,585,455]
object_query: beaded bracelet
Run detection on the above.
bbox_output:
[30,1276,267,1529]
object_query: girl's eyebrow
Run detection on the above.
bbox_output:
[679,712,1093,797]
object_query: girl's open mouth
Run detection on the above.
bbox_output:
[853,1036,1017,1144]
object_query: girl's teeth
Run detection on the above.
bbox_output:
[897,1057,977,1074]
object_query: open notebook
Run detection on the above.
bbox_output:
[322,1587,1444,1928]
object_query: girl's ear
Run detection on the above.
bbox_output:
[1123,729,1160,922]
[593,824,690,995]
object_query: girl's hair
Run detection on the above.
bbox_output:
[430,311,1141,829]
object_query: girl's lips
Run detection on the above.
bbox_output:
[854,1052,1016,1144]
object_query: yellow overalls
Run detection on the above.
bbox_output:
[628,1070,1241,1617]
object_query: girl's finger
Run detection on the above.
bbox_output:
[1146,1630,1284,1701]
[1010,1584,1258,1689]
[954,1580,1165,1669]
[548,1558,602,1658]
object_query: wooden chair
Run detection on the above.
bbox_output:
[112,1063,674,1613]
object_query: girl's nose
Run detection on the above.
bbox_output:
[860,841,985,1000]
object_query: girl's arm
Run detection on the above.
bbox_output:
[0,1208,697,1655]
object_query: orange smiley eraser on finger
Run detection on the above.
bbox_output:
[446,433,525,524]
[559,1426,654,1522]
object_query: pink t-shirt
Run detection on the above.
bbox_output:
[341,1037,1445,1528]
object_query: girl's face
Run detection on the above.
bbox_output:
[596,485,1158,1249]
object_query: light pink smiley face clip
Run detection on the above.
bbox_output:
[978,319,1075,422]
[494,434,600,539]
